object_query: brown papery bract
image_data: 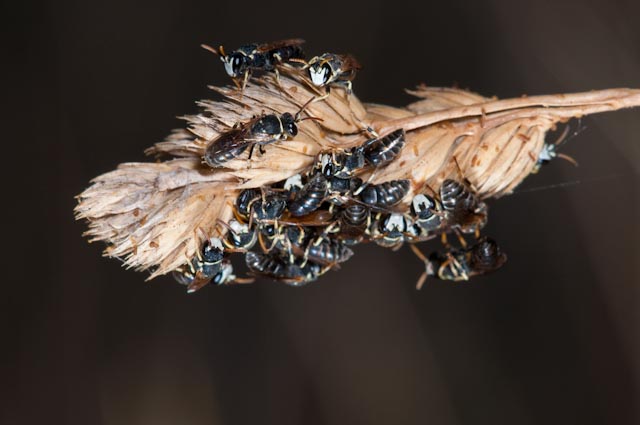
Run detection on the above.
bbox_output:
[75,67,640,278]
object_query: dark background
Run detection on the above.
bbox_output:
[2,0,638,424]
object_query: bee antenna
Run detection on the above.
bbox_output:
[294,96,319,121]
[201,44,220,56]
[556,153,579,167]
[298,116,324,123]
[215,219,235,234]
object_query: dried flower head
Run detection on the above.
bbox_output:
[74,56,640,283]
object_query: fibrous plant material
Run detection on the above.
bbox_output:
[74,41,640,289]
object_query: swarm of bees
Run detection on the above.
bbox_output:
[172,38,559,293]
[77,38,639,293]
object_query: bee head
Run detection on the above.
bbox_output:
[221,52,248,78]
[281,112,298,137]
[202,237,224,263]
[411,194,436,219]
[538,143,557,164]
[308,58,332,86]
[382,213,408,234]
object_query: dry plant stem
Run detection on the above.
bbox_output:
[75,70,640,279]
[376,88,640,134]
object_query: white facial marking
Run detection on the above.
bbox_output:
[385,214,406,232]
[208,237,224,251]
[412,194,430,212]
[284,174,303,191]
[229,219,248,234]
[309,66,329,86]
[538,144,556,161]
[222,58,236,77]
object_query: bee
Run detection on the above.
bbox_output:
[235,188,261,221]
[410,237,507,289]
[532,123,580,173]
[336,204,370,245]
[251,193,288,222]
[287,173,329,217]
[410,194,443,234]
[359,179,411,208]
[218,219,257,252]
[304,53,361,93]
[303,236,354,265]
[439,179,487,234]
[370,213,417,249]
[317,148,365,179]
[245,251,326,286]
[315,129,405,180]
[361,129,406,167]
[202,39,305,89]
[172,237,225,293]
[203,97,319,168]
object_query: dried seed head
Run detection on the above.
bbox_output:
[75,65,640,279]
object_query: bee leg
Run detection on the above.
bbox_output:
[241,71,250,91]
[416,271,428,290]
[441,232,451,249]
[248,144,256,160]
[259,145,266,155]
[310,91,330,103]
[454,228,468,248]
[410,244,430,289]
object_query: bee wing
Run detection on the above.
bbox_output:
[279,210,336,226]
[206,127,252,154]
[186,273,212,293]
[341,54,362,71]
[257,38,305,52]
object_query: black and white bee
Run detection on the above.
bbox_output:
[202,39,305,89]
[305,53,361,93]
[411,194,443,235]
[361,129,406,167]
[172,237,225,293]
[245,251,325,286]
[337,204,370,245]
[411,237,507,289]
[371,213,417,248]
[220,219,257,252]
[315,129,405,180]
[359,179,411,208]
[204,98,319,168]
[303,236,354,266]
[287,173,329,217]
[532,123,580,173]
[439,179,487,234]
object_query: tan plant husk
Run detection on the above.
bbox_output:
[75,67,640,279]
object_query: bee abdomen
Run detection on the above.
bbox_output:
[363,129,406,166]
[360,179,410,208]
[288,174,328,216]
[440,179,476,212]
[236,189,261,220]
[204,129,249,167]
[307,239,354,264]
[342,204,369,227]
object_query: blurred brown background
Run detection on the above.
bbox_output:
[2,0,638,424]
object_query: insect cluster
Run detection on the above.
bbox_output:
[173,39,513,292]
[76,38,640,294]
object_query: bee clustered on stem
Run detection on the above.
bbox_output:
[74,39,640,292]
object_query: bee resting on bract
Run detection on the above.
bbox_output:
[74,39,640,291]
